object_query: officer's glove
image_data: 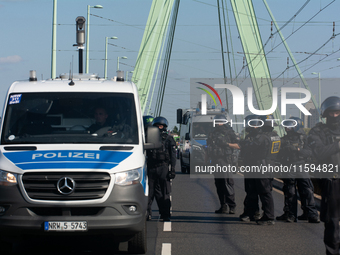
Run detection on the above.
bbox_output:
[168,170,176,179]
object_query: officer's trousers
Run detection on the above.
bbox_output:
[282,178,298,217]
[147,164,171,218]
[147,181,162,217]
[255,178,274,220]
[282,177,318,218]
[321,179,340,255]
[214,177,236,209]
[242,178,260,216]
[324,218,340,255]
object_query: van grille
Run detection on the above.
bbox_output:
[22,172,111,201]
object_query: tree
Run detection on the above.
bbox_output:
[172,125,179,135]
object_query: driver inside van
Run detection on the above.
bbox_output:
[88,107,109,133]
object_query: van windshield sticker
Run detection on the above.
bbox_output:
[9,94,22,105]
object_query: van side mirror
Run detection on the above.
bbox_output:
[185,132,190,140]
[144,126,162,150]
[177,109,183,124]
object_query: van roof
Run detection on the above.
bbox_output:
[8,79,136,94]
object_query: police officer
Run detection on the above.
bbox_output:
[146,116,176,221]
[207,114,240,214]
[308,97,340,254]
[239,115,261,221]
[143,115,160,221]
[251,114,280,225]
[276,117,319,223]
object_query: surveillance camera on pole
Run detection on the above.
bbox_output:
[73,16,86,74]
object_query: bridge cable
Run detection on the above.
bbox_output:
[154,0,181,116]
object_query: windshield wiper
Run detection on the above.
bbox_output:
[100,146,134,151]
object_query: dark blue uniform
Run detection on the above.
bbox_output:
[309,122,340,254]
[239,133,260,221]
[277,131,319,222]
[207,125,238,213]
[147,133,176,221]
[251,129,280,224]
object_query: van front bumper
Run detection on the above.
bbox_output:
[0,183,147,237]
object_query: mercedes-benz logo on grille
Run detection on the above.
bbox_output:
[57,177,76,195]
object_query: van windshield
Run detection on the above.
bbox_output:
[1,92,139,145]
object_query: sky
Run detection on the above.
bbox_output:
[1,0,340,130]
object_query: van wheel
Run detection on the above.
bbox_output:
[128,220,147,254]
[186,156,190,174]
[0,238,12,254]
[180,155,186,173]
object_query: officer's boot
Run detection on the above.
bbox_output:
[215,204,228,214]
[253,210,261,221]
[297,212,308,221]
[276,212,289,221]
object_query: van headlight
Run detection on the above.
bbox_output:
[193,144,202,151]
[0,170,17,186]
[115,168,142,186]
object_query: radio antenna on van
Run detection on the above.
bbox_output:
[68,56,75,86]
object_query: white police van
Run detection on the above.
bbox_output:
[177,106,231,174]
[0,71,160,254]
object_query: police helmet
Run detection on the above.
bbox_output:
[152,116,169,130]
[143,115,154,128]
[214,114,230,126]
[245,114,262,131]
[259,114,278,127]
[214,114,226,120]
[321,96,340,117]
[284,117,303,132]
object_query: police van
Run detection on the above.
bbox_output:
[0,71,160,254]
[177,106,231,174]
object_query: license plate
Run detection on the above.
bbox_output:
[44,221,87,232]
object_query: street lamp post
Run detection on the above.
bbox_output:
[104,36,118,79]
[86,4,103,74]
[117,56,127,71]
[311,72,321,121]
[51,0,57,79]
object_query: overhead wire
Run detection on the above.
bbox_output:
[231,0,335,90]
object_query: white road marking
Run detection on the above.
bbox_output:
[161,243,171,255]
[163,221,172,231]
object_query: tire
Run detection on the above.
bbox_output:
[186,155,190,174]
[0,238,12,255]
[128,220,147,254]
[180,155,186,173]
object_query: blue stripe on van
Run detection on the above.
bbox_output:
[3,150,132,170]
[195,139,207,146]
[142,163,147,194]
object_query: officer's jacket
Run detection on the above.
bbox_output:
[308,123,340,221]
[308,122,340,165]
[240,133,258,166]
[251,130,281,166]
[147,133,177,169]
[207,125,238,160]
[278,132,312,165]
